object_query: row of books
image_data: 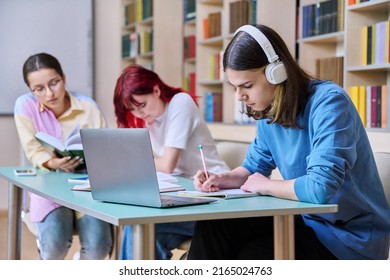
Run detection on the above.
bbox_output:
[348,0,370,5]
[203,12,222,39]
[183,35,196,60]
[124,2,136,26]
[349,84,389,128]
[182,72,196,99]
[136,0,153,22]
[208,51,224,81]
[362,20,390,65]
[204,92,223,123]
[315,56,343,87]
[229,0,251,34]
[121,30,153,58]
[184,0,196,23]
[123,0,153,26]
[301,0,344,38]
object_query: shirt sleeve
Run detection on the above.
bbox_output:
[242,121,276,177]
[14,108,51,168]
[294,91,358,204]
[165,93,199,150]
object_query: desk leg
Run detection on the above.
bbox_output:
[111,225,121,260]
[273,215,294,260]
[7,183,22,260]
[133,224,155,260]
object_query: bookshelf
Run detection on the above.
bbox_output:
[298,0,345,82]
[183,0,197,97]
[121,0,184,86]
[195,0,297,142]
[121,0,154,70]
[344,0,390,131]
[297,0,390,152]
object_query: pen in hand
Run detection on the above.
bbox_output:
[199,145,209,180]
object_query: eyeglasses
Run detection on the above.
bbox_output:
[31,78,63,96]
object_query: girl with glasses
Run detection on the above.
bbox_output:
[14,52,113,259]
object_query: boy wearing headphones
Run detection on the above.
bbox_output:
[188,24,390,260]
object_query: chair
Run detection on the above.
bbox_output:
[216,141,283,178]
[373,152,390,207]
[215,141,249,170]
[373,152,390,259]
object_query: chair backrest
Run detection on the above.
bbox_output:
[216,141,248,170]
[373,152,390,207]
[215,141,283,179]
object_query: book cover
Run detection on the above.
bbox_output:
[375,21,386,64]
[366,85,372,128]
[362,25,368,65]
[349,85,359,111]
[203,18,210,39]
[178,189,259,200]
[358,85,366,126]
[184,0,196,22]
[371,85,377,128]
[35,131,83,159]
[367,25,372,65]
[371,24,376,66]
[381,84,388,128]
[376,85,382,128]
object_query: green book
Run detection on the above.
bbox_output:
[35,130,84,159]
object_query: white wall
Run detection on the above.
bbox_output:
[0,117,20,209]
[0,0,121,210]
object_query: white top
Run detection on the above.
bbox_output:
[147,92,230,177]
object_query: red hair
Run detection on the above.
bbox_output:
[114,64,199,128]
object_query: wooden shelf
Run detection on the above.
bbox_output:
[197,0,297,128]
[298,0,390,145]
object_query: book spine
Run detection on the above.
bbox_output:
[371,86,377,128]
[376,85,382,128]
[366,85,371,128]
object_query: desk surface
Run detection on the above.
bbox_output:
[0,167,338,225]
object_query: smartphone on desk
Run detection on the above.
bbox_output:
[14,168,37,176]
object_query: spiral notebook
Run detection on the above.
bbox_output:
[178,189,260,199]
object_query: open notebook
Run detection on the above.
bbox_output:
[178,189,260,199]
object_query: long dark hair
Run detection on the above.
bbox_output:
[114,64,199,128]
[223,24,313,128]
[22,53,64,87]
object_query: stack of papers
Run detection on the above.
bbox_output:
[156,172,185,192]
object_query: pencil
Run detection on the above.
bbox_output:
[199,145,209,179]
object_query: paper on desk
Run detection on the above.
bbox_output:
[71,172,184,193]
[71,184,91,192]
[156,172,179,183]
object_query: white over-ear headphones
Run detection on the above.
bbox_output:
[234,25,287,85]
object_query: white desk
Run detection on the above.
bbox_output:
[0,167,338,260]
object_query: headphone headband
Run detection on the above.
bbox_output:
[233,25,287,84]
[234,25,279,63]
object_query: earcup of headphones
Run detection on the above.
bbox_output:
[265,62,287,85]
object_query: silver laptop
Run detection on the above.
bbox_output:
[80,128,216,208]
